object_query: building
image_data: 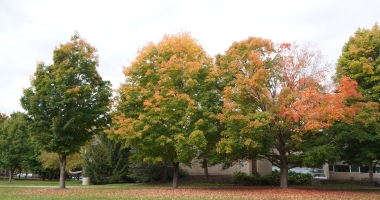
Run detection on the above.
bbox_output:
[182,159,272,176]
[183,159,380,181]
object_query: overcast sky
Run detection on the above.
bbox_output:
[0,0,379,115]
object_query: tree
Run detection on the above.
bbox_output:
[336,23,380,102]
[329,119,380,183]
[21,32,112,189]
[216,37,363,188]
[83,133,130,184]
[334,23,380,184]
[108,32,220,188]
[38,152,84,180]
[0,112,7,123]
[0,112,31,183]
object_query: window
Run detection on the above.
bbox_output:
[350,166,359,172]
[272,166,326,178]
[334,165,350,172]
[360,166,369,173]
[329,165,334,172]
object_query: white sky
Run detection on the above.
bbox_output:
[0,0,379,115]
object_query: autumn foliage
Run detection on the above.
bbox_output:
[21,32,112,189]
[215,37,370,188]
[108,33,376,189]
[109,32,221,188]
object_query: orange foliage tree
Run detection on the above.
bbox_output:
[216,37,365,188]
[108,33,222,188]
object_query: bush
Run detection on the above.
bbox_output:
[261,170,281,185]
[230,171,248,185]
[83,133,131,185]
[230,171,261,185]
[230,170,312,186]
[128,163,188,183]
[288,171,312,185]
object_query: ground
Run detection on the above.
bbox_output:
[16,185,380,199]
[178,175,376,186]
[179,175,231,184]
[1,175,380,199]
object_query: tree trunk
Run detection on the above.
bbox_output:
[279,150,288,189]
[369,165,374,184]
[8,169,13,183]
[172,162,179,189]
[280,166,288,189]
[59,154,67,189]
[161,165,167,183]
[204,166,209,177]
[202,158,209,177]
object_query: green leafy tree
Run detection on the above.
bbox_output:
[0,112,31,183]
[329,121,380,182]
[20,136,44,180]
[38,152,84,173]
[334,23,380,183]
[216,37,363,188]
[0,113,8,178]
[108,32,220,188]
[0,112,7,123]
[21,32,112,189]
[83,133,130,184]
[336,23,380,102]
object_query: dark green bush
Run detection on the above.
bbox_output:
[84,133,131,185]
[128,163,188,183]
[230,171,261,185]
[230,170,312,186]
[288,171,313,185]
[230,171,249,185]
[261,170,281,185]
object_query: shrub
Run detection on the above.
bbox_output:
[230,171,248,185]
[261,170,281,185]
[128,163,188,183]
[230,170,312,186]
[83,133,131,185]
[288,171,313,185]
[230,171,261,185]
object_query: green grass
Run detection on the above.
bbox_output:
[1,179,380,199]
[0,178,83,187]
[0,178,227,188]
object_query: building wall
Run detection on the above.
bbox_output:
[182,159,272,176]
[323,164,329,179]
[329,172,380,180]
[183,159,380,181]
[256,159,272,176]
[328,162,380,180]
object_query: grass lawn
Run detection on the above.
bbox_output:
[1,179,380,199]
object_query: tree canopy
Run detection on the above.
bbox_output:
[3,27,378,189]
[21,32,112,189]
[0,112,31,183]
[108,32,221,188]
[333,23,380,183]
[337,23,380,102]
[215,37,365,188]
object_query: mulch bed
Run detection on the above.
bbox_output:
[178,175,377,186]
[320,179,376,186]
